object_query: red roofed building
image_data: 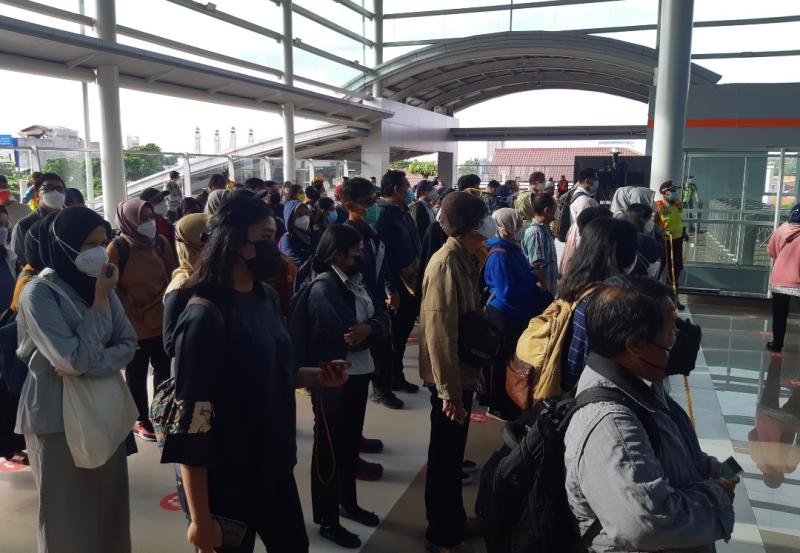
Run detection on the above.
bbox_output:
[487,147,642,182]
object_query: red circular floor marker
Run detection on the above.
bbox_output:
[159,492,183,512]
[0,460,28,473]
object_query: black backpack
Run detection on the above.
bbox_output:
[557,189,587,243]
[475,386,662,553]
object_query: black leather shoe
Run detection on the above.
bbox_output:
[356,457,383,481]
[340,505,380,527]
[371,391,404,409]
[767,341,783,353]
[360,436,384,454]
[392,379,420,393]
[320,523,361,549]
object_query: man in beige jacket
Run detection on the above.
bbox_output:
[419,191,495,553]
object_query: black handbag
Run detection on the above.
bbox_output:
[458,310,502,368]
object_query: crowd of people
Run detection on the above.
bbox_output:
[0,166,761,553]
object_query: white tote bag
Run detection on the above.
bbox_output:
[35,280,139,469]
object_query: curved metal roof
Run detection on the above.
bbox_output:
[345,31,721,112]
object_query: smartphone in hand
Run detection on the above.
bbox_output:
[720,456,743,480]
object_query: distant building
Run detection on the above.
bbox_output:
[126,135,140,149]
[489,146,642,182]
[14,125,99,170]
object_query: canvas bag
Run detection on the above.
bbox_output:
[34,279,138,469]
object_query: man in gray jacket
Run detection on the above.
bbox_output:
[565,277,736,552]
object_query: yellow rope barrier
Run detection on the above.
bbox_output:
[668,232,696,428]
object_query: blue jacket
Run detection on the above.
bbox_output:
[375,203,421,289]
[483,237,541,323]
[279,199,313,266]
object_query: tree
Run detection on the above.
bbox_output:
[123,143,175,181]
[43,157,83,186]
[406,160,437,177]
[459,157,480,177]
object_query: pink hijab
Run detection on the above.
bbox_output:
[115,198,154,248]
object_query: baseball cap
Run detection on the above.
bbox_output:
[659,181,678,194]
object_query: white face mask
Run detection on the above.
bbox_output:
[41,190,65,209]
[294,215,311,231]
[428,190,440,202]
[153,202,169,216]
[476,215,497,240]
[75,246,109,278]
[644,219,655,234]
[137,219,157,240]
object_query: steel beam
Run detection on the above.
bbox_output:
[0,0,93,25]
[333,0,373,19]
[165,0,282,41]
[451,125,648,141]
[384,0,619,19]
[691,49,800,60]
[292,3,374,47]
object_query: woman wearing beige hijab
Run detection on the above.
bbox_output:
[163,213,209,357]
[482,208,545,420]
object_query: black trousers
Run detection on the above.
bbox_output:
[311,373,371,524]
[390,286,420,384]
[771,292,793,347]
[425,387,474,547]
[664,236,684,291]
[209,473,309,553]
[0,380,24,458]
[486,306,526,418]
[125,335,171,430]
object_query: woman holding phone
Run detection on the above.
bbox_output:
[161,196,347,553]
[289,225,390,549]
[16,206,138,553]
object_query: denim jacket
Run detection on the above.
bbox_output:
[564,352,735,553]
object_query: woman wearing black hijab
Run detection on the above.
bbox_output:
[15,206,138,553]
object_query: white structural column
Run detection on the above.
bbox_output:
[649,0,694,190]
[96,0,126,219]
[282,0,296,183]
[78,0,94,207]
[372,0,383,98]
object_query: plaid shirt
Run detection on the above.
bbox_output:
[522,220,558,295]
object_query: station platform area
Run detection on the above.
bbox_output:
[1,296,798,553]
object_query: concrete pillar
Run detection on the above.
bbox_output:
[437,151,456,190]
[282,0,296,183]
[96,0,126,219]
[182,154,193,196]
[372,0,383,98]
[361,121,390,180]
[649,0,694,191]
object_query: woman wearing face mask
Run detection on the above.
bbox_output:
[161,197,347,553]
[623,203,664,278]
[290,225,389,548]
[483,208,543,421]
[15,206,138,553]
[280,199,313,267]
[558,217,638,391]
[109,199,177,442]
[203,188,232,216]
[409,180,439,242]
[312,197,340,244]
[11,172,65,266]
[559,168,600,276]
[140,188,176,248]
[163,213,209,357]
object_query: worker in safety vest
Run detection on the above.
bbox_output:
[656,180,687,310]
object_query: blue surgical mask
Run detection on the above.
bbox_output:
[327,210,338,224]
[668,191,679,202]
[589,179,600,193]
[405,188,414,205]
[364,203,380,226]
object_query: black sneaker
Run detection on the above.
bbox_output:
[392,379,420,394]
[371,391,404,410]
[360,436,384,454]
[320,523,361,549]
[340,505,380,527]
[767,341,783,353]
[356,457,383,481]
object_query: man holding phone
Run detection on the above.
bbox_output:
[522,193,558,295]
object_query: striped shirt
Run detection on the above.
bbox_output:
[562,299,590,391]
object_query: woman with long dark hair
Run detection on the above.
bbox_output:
[558,217,638,390]
[290,225,389,548]
[161,196,347,553]
[16,206,138,553]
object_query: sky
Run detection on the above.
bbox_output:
[1,0,799,164]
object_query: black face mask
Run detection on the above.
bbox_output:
[344,254,362,275]
[245,239,281,281]
[270,195,282,206]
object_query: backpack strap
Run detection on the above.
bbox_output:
[112,236,130,276]
[186,296,227,336]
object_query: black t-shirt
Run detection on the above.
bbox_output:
[161,287,297,493]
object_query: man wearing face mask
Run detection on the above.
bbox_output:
[108,199,178,442]
[0,175,32,233]
[409,180,439,242]
[12,172,65,266]
[565,277,735,553]
[420,191,493,553]
[140,187,176,250]
[656,181,687,310]
[559,168,600,273]
[375,170,423,397]
[279,199,313,267]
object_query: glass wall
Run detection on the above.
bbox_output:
[681,151,800,297]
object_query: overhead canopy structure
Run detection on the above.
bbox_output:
[346,31,721,113]
[0,15,392,129]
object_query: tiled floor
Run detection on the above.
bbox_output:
[1,296,799,552]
